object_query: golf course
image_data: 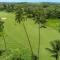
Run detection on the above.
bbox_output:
[0,2,60,60]
[0,11,60,60]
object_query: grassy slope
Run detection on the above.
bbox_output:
[0,11,60,60]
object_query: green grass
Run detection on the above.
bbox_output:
[46,19,60,29]
[0,11,60,60]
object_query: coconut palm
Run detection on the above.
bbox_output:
[0,18,6,55]
[46,40,60,60]
[32,8,47,60]
[15,8,33,56]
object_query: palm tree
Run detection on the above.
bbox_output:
[0,18,6,54]
[32,8,47,60]
[46,40,60,60]
[15,8,33,56]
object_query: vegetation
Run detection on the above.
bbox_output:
[0,2,60,60]
[0,17,7,55]
[46,40,60,60]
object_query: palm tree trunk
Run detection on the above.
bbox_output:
[3,35,6,50]
[56,57,58,60]
[56,55,58,60]
[38,23,40,60]
[22,22,33,55]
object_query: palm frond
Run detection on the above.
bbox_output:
[46,48,56,53]
[50,41,56,50]
[51,54,57,58]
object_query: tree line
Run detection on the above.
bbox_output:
[0,2,60,19]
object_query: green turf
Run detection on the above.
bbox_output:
[0,11,60,60]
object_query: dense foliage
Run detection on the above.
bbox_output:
[0,2,60,19]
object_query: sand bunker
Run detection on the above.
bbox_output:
[1,18,7,20]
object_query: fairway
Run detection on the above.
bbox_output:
[0,11,60,60]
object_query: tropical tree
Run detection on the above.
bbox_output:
[46,40,60,60]
[0,18,6,55]
[15,8,34,58]
[32,8,47,60]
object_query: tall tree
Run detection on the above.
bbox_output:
[0,18,7,51]
[15,8,33,56]
[32,8,47,60]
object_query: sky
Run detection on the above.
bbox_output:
[0,0,60,2]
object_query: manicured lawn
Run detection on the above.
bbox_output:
[0,11,60,60]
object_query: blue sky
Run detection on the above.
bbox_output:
[0,0,60,2]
